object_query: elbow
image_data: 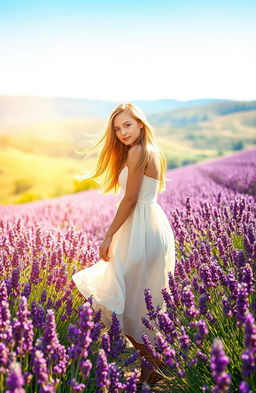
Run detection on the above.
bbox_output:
[123,197,137,206]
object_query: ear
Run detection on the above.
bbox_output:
[139,121,143,128]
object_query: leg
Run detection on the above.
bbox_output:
[124,334,164,383]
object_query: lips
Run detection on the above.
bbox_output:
[123,136,130,141]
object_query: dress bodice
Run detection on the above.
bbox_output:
[118,166,159,204]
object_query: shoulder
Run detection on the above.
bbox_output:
[127,144,143,161]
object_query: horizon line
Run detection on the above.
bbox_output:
[0,93,255,103]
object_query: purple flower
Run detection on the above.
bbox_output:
[90,322,103,342]
[142,334,159,359]
[0,299,14,347]
[0,342,10,370]
[222,296,233,318]
[155,332,169,354]
[125,368,140,393]
[32,350,50,385]
[31,302,45,329]
[101,332,111,354]
[22,283,31,299]
[68,378,85,392]
[181,285,195,308]
[95,348,110,392]
[124,350,140,366]
[12,296,34,356]
[161,287,174,308]
[210,338,231,393]
[65,296,73,315]
[199,264,213,287]
[11,267,20,294]
[80,359,92,379]
[168,273,180,305]
[196,350,208,362]
[241,264,254,294]
[199,292,210,315]
[197,320,209,338]
[239,381,253,393]
[244,312,256,349]
[67,324,80,344]
[108,312,126,359]
[236,283,249,324]
[241,312,256,378]
[141,317,157,331]
[227,269,238,299]
[179,332,191,351]
[5,361,25,393]
[108,362,125,392]
[0,281,8,302]
[144,289,157,320]
[30,258,41,285]
[40,289,47,303]
[34,309,68,375]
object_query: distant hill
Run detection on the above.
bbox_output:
[0,95,236,129]
[148,100,256,127]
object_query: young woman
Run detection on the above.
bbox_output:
[72,102,176,385]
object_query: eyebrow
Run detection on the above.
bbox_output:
[113,121,131,129]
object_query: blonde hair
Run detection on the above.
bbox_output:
[76,102,167,194]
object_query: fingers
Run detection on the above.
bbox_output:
[99,248,110,262]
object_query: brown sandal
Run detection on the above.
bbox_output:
[147,369,164,385]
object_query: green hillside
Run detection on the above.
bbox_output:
[0,103,255,205]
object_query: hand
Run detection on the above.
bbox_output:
[99,234,113,262]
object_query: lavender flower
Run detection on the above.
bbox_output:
[5,361,25,393]
[108,312,126,359]
[12,296,34,356]
[0,342,10,371]
[68,378,86,392]
[236,283,249,324]
[101,332,111,354]
[80,359,92,379]
[125,368,140,393]
[144,288,157,320]
[34,309,68,375]
[124,350,140,366]
[241,312,256,378]
[239,381,253,393]
[210,338,231,393]
[95,348,110,392]
[108,362,125,392]
[32,349,50,385]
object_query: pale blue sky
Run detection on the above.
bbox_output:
[0,0,255,101]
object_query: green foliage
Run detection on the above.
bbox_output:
[232,140,244,151]
[73,178,99,193]
[13,192,39,203]
[13,178,33,194]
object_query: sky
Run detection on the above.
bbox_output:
[0,0,256,102]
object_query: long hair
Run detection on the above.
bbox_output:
[75,103,168,194]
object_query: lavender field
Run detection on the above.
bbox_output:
[0,148,255,393]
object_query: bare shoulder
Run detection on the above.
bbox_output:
[127,144,143,158]
[127,144,143,167]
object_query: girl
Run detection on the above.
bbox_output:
[72,102,176,385]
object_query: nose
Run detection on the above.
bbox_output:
[120,128,127,136]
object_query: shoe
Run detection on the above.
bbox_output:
[147,369,164,385]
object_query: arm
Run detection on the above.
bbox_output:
[106,144,145,237]
[99,145,145,261]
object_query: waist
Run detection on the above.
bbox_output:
[136,198,158,204]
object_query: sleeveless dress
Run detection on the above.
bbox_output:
[72,166,176,344]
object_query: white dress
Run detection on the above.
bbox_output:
[72,166,176,344]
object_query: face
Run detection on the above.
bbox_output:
[113,111,143,147]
